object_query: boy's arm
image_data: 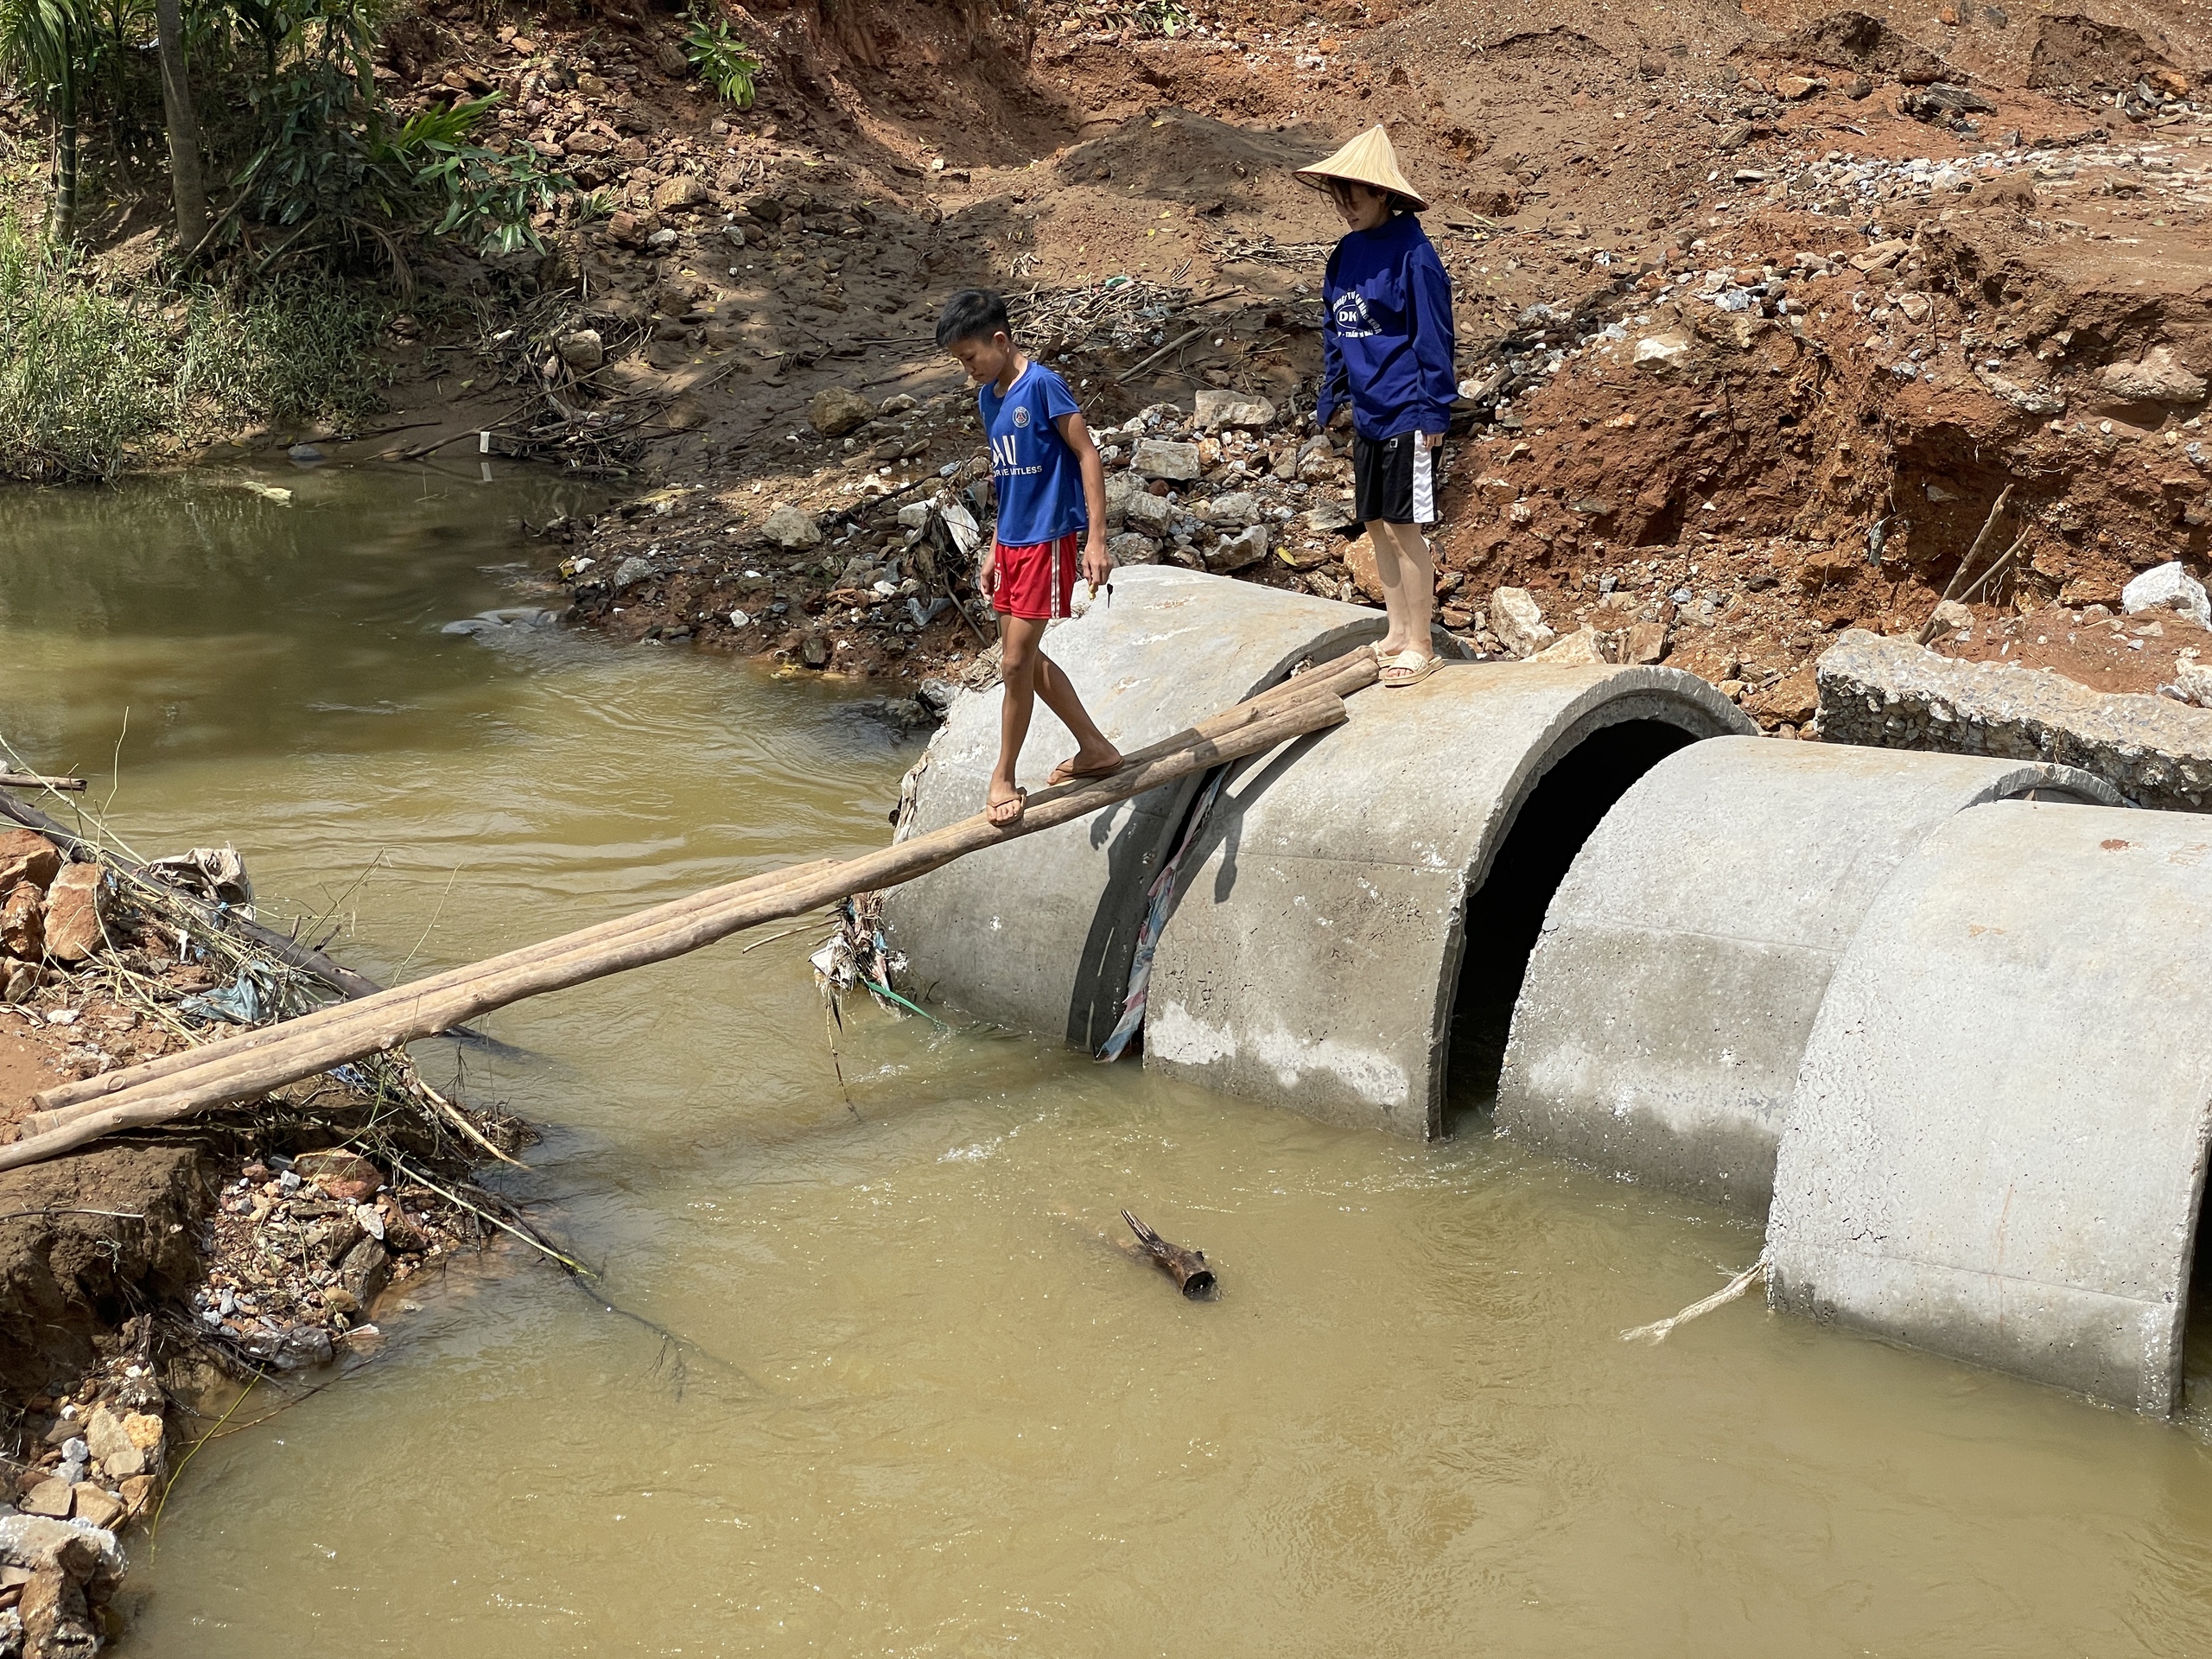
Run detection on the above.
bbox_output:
[1054,409,1114,590]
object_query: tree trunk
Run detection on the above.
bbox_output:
[51,42,76,244]
[154,0,207,251]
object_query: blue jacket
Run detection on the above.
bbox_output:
[1317,213,1458,441]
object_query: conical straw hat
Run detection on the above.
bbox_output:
[1294,125,1427,211]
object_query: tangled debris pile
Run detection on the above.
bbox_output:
[0,786,542,1653]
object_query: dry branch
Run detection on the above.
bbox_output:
[0,790,385,1002]
[1917,484,2014,644]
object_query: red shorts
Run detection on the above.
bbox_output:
[990,531,1080,621]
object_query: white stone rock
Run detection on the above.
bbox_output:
[2097,347,2208,405]
[896,502,931,529]
[2121,561,2211,628]
[1130,438,1202,481]
[1124,491,1174,534]
[1491,587,1555,658]
[1193,389,1279,430]
[1633,332,1693,374]
[1924,599,1974,641]
[1533,626,1606,664]
[762,504,823,550]
[1207,524,1270,571]
[1205,492,1261,527]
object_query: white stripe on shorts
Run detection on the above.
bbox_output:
[1051,532,1065,618]
[1412,438,1436,525]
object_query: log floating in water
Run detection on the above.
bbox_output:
[0,773,86,791]
[0,660,1368,1172]
[1122,1209,1217,1300]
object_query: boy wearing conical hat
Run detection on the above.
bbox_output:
[1297,126,1459,687]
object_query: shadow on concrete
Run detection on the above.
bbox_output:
[1443,719,1696,1131]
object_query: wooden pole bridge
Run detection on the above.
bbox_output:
[0,651,1379,1174]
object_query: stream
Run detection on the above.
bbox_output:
[4,464,2212,1656]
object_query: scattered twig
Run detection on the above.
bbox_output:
[1917,484,2015,644]
[1114,324,1210,385]
[0,1207,145,1224]
[1620,1250,1770,1344]
[1954,530,2031,608]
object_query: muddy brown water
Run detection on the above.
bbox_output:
[7,466,2212,1656]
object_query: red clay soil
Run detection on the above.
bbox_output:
[345,0,2197,720]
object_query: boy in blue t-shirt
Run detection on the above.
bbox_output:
[936,289,1121,827]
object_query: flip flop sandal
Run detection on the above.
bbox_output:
[1379,651,1442,689]
[987,787,1028,827]
[1047,755,1122,786]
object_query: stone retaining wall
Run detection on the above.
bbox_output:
[1814,629,2212,812]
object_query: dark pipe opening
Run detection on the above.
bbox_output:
[2183,1181,2212,1408]
[1444,720,1696,1130]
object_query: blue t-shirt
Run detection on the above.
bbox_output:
[979,361,1086,547]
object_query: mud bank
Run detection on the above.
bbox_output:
[0,816,531,1656]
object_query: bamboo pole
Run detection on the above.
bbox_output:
[37,648,1374,1120]
[2,683,1355,1173]
[31,855,848,1117]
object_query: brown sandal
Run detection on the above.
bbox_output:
[987,787,1027,827]
[1047,753,1122,786]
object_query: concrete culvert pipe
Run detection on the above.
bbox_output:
[880,567,1404,1047]
[1767,801,2212,1414]
[1142,662,1751,1138]
[1497,740,2120,1214]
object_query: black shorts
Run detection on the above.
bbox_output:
[1351,431,1438,526]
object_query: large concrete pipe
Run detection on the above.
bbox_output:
[1141,663,1751,1137]
[1767,801,2212,1414]
[1497,741,2119,1214]
[880,566,1394,1046]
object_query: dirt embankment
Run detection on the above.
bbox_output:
[381,0,2205,725]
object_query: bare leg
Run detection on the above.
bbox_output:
[993,618,1120,815]
[989,613,1041,825]
[1368,520,1435,665]
[1034,651,1120,778]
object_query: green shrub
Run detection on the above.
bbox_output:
[0,214,169,479]
[0,208,393,480]
[683,7,761,107]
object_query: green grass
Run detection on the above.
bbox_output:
[0,218,171,480]
[0,212,395,482]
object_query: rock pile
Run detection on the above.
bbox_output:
[0,834,105,1002]
[188,1146,477,1376]
[1091,391,1366,587]
[0,1510,124,1657]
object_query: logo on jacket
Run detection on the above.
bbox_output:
[1332,291,1380,339]
[1013,405,1031,428]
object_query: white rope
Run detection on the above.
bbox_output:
[1619,1249,1770,1345]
